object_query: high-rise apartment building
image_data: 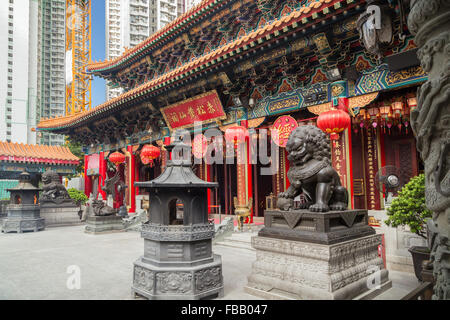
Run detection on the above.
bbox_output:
[0,0,39,144]
[37,0,66,146]
[185,0,201,10]
[105,0,185,100]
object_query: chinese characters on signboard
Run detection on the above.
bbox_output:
[161,90,226,130]
[271,115,298,148]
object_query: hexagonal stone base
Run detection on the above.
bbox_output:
[132,254,224,300]
[2,218,45,233]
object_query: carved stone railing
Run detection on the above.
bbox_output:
[402,282,434,300]
[141,222,215,241]
[402,269,435,300]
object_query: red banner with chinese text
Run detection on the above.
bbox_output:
[364,128,382,210]
[332,135,348,190]
[161,90,226,130]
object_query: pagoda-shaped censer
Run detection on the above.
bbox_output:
[2,172,44,233]
[132,136,223,300]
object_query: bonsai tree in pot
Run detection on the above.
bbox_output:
[67,188,88,220]
[385,174,432,281]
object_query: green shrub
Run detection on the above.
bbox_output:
[68,188,88,206]
[385,174,432,239]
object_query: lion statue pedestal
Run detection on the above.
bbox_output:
[245,126,391,300]
[84,194,124,234]
[39,171,82,227]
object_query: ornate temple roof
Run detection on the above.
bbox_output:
[87,0,225,73]
[88,0,340,74]
[0,141,79,165]
[38,0,343,132]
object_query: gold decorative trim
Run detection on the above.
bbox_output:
[307,102,332,115]
[348,92,379,110]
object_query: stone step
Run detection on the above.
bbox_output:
[215,240,254,251]
[225,232,257,241]
[235,224,264,232]
[215,231,258,251]
[223,236,256,245]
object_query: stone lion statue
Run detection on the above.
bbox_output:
[40,171,72,204]
[91,199,116,216]
[277,125,348,212]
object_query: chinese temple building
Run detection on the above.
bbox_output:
[0,141,80,193]
[38,0,425,220]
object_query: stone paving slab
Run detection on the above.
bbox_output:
[0,226,418,300]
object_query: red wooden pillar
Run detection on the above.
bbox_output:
[164,136,171,161]
[206,163,212,214]
[239,119,253,223]
[98,152,107,199]
[224,161,229,215]
[246,124,253,223]
[114,164,122,208]
[84,154,92,197]
[284,149,290,191]
[331,98,354,209]
[135,155,140,196]
[127,145,136,213]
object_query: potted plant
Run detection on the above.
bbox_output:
[385,174,432,281]
[67,188,88,220]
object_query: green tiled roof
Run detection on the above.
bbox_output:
[0,180,19,200]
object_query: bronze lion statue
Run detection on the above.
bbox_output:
[40,171,72,204]
[277,125,348,212]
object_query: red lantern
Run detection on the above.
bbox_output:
[316,108,351,141]
[109,152,126,166]
[141,144,160,167]
[225,125,248,148]
[379,103,391,120]
[407,95,417,112]
[391,98,404,118]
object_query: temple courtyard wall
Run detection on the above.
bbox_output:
[369,210,427,274]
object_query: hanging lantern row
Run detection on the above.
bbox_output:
[109,151,126,166]
[140,144,160,167]
[353,94,417,134]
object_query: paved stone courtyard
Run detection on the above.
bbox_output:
[0,225,419,300]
